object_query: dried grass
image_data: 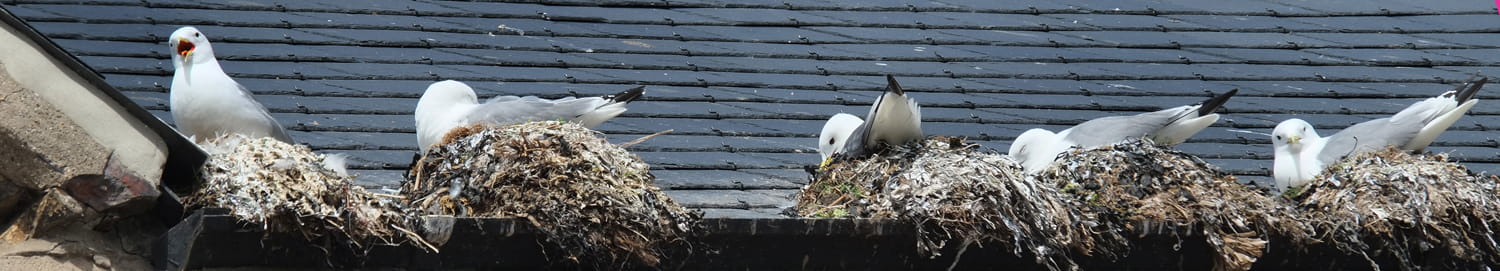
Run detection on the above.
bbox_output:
[798,137,1100,270]
[185,134,423,250]
[1294,147,1500,270]
[1036,139,1309,271]
[404,121,701,269]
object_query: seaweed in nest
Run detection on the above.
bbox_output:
[1037,139,1310,271]
[799,137,1099,271]
[405,121,701,269]
[185,134,427,252]
[1294,147,1500,270]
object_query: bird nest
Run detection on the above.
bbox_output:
[185,134,423,250]
[404,122,701,269]
[1036,139,1308,271]
[798,137,1098,270]
[1293,147,1500,270]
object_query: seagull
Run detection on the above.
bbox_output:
[1273,77,1487,190]
[1008,89,1238,174]
[169,26,294,144]
[414,80,645,152]
[817,75,923,166]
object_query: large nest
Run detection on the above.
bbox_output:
[1036,139,1309,271]
[1294,147,1500,270]
[185,134,423,250]
[405,122,700,269]
[797,137,1100,270]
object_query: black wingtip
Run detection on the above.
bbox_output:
[608,86,646,103]
[885,74,904,95]
[1196,88,1238,116]
[1455,76,1487,104]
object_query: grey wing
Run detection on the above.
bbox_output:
[467,96,608,125]
[236,83,295,143]
[839,121,873,158]
[1063,110,1180,147]
[1317,117,1420,164]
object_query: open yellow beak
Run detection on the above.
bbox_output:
[819,156,834,169]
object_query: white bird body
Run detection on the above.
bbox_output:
[862,86,924,150]
[1271,119,1326,189]
[169,26,293,143]
[1272,77,1486,191]
[414,80,643,152]
[816,75,923,164]
[1008,89,1237,174]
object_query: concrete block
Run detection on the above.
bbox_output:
[0,74,110,191]
[0,189,94,242]
[63,155,160,215]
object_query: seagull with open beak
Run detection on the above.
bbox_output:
[169,26,294,144]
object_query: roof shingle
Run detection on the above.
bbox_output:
[10,0,1499,217]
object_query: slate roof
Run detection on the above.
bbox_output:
[8,0,1500,218]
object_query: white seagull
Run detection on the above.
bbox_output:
[1272,77,1487,191]
[1008,89,1238,174]
[817,75,923,166]
[414,80,645,152]
[169,26,293,144]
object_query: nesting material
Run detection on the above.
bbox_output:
[1295,147,1500,269]
[1037,139,1308,271]
[799,137,1098,270]
[405,122,700,268]
[186,134,421,249]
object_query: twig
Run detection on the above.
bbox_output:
[393,224,440,253]
[620,129,673,148]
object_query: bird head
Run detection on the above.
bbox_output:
[1272,119,1316,152]
[817,113,863,168]
[1009,128,1060,174]
[415,80,481,151]
[169,27,213,66]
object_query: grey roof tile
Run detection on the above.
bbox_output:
[1149,0,1323,15]
[1174,31,1344,48]
[653,169,802,190]
[19,0,1500,218]
[799,10,974,28]
[1302,48,1476,66]
[679,25,859,43]
[1164,15,1326,31]
[1259,0,1434,15]
[1044,14,1210,31]
[1296,32,1458,48]
[1284,16,1449,32]
[931,12,1086,30]
[664,190,794,209]
[808,26,985,43]
[336,149,416,169]
[936,29,1101,46]
[677,8,845,26]
[1184,48,1360,65]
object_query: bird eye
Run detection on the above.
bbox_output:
[1275,135,1282,140]
[193,32,201,37]
[827,138,835,144]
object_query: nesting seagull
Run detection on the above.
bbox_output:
[817,75,923,166]
[1273,77,1487,190]
[1008,89,1238,174]
[169,26,294,144]
[415,80,645,152]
